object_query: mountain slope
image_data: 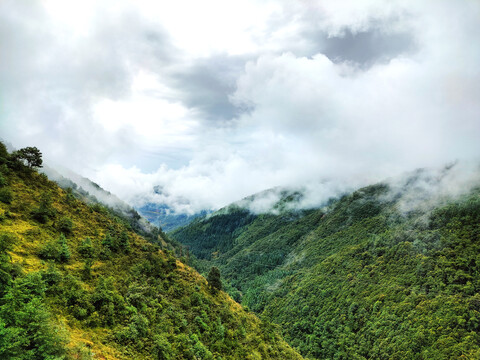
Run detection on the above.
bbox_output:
[0,143,302,360]
[171,166,480,359]
[41,165,176,249]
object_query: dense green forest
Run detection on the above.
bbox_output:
[0,142,302,359]
[171,170,480,359]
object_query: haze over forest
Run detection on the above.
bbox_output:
[1,0,479,213]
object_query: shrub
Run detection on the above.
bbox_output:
[102,233,117,252]
[0,188,12,204]
[58,217,73,235]
[0,233,16,296]
[39,234,70,263]
[31,193,55,223]
[39,241,60,261]
[58,234,71,262]
[65,188,76,204]
[0,142,8,161]
[0,174,6,187]
[0,275,67,359]
[82,259,93,281]
[118,231,130,253]
[153,334,172,360]
[78,237,95,259]
[41,264,63,291]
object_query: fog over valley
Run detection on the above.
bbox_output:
[1,0,479,213]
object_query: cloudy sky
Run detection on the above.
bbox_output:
[1,0,479,213]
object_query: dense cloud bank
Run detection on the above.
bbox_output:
[0,1,479,213]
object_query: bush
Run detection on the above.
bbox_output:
[118,231,130,253]
[39,234,70,263]
[65,188,76,204]
[153,334,173,360]
[82,259,93,281]
[0,174,6,187]
[58,217,73,235]
[0,188,12,204]
[0,276,67,359]
[79,237,95,259]
[0,233,16,297]
[102,233,117,252]
[39,242,59,261]
[41,264,63,291]
[0,142,8,161]
[31,193,55,223]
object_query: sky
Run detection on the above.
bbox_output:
[0,0,479,213]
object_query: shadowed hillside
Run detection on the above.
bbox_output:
[172,166,480,359]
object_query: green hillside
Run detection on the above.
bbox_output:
[0,143,302,360]
[171,169,480,359]
[41,164,182,255]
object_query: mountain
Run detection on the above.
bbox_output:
[171,165,480,359]
[0,142,302,359]
[137,201,208,233]
[135,185,211,233]
[41,165,184,253]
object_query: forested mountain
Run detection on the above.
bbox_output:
[0,142,302,360]
[171,166,480,359]
[42,165,172,247]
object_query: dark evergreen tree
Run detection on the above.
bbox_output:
[0,142,8,161]
[58,217,73,235]
[207,267,222,292]
[0,188,12,204]
[31,192,56,223]
[58,234,71,263]
[102,233,116,252]
[118,231,130,253]
[78,237,95,259]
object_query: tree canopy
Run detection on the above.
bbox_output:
[12,147,43,169]
[207,266,222,292]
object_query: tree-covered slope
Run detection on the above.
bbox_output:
[171,167,480,359]
[0,143,302,360]
[42,165,178,251]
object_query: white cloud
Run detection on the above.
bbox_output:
[0,0,479,213]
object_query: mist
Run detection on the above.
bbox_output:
[0,0,479,214]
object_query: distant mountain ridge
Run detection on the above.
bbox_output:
[137,201,208,233]
[137,184,314,233]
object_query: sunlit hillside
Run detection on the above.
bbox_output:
[0,143,302,360]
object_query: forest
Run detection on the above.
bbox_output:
[3,139,480,359]
[172,172,480,359]
[0,142,301,359]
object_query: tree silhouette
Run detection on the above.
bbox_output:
[12,147,43,168]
